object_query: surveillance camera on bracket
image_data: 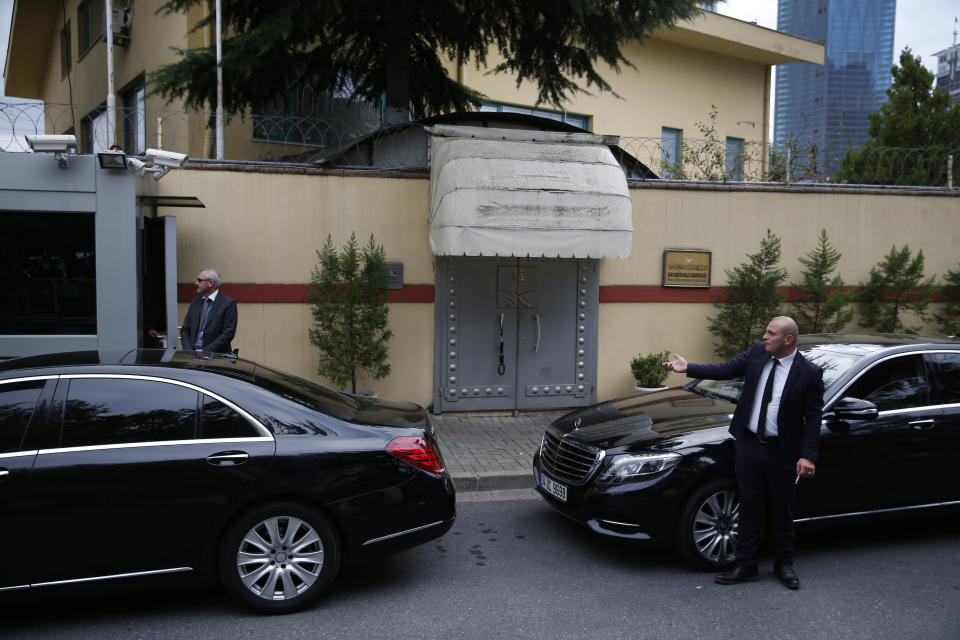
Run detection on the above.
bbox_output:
[144,148,188,169]
[127,149,188,179]
[24,134,78,168]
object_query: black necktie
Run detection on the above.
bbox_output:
[196,298,212,348]
[757,358,778,442]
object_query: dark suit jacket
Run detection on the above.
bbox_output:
[687,342,824,463]
[180,292,238,354]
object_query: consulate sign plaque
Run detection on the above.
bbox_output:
[662,250,711,288]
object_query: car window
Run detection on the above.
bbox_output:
[844,355,928,412]
[201,394,261,439]
[0,379,46,453]
[62,378,198,447]
[926,352,960,405]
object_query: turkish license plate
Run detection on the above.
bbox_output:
[537,469,568,502]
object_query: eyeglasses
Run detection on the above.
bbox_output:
[196,278,212,283]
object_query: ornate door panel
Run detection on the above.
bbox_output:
[434,258,598,413]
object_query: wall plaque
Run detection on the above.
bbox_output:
[662,250,711,288]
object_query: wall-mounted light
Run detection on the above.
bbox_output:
[24,134,77,168]
[97,149,128,169]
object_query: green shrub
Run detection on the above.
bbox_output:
[631,350,672,387]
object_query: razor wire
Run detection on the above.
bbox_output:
[2,102,956,187]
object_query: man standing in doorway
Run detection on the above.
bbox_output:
[663,316,823,589]
[180,268,238,354]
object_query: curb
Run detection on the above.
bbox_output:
[451,469,532,492]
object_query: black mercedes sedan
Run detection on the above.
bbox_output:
[0,350,455,613]
[532,334,960,570]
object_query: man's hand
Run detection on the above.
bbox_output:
[796,457,816,478]
[663,353,688,373]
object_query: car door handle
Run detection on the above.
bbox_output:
[908,419,935,430]
[0,468,9,479]
[206,451,249,466]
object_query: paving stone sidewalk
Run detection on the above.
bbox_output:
[431,411,563,492]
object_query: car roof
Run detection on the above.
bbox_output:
[798,332,960,358]
[0,349,258,381]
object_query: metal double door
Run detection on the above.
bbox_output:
[435,257,598,412]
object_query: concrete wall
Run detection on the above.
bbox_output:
[163,166,960,407]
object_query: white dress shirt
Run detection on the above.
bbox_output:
[748,349,796,438]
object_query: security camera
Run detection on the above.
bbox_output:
[144,148,188,168]
[25,134,77,153]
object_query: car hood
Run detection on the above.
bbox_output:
[548,387,735,450]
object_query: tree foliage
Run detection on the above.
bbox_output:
[708,230,788,359]
[834,48,960,186]
[934,268,960,337]
[308,233,392,393]
[151,0,703,118]
[790,229,854,333]
[857,244,937,334]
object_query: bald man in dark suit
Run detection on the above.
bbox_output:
[664,316,823,589]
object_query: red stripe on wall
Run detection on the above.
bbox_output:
[180,283,905,305]
[178,283,435,304]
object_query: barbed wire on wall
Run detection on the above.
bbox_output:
[1,101,956,187]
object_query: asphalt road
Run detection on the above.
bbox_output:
[5,491,959,640]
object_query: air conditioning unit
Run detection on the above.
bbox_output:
[111,1,133,47]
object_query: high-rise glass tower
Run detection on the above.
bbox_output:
[774,0,896,172]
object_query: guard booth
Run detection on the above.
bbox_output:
[0,151,199,360]
[428,126,633,413]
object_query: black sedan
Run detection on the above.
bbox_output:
[0,350,455,613]
[532,334,960,570]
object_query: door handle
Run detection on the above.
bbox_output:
[908,419,934,430]
[534,313,541,353]
[0,469,9,479]
[206,451,249,466]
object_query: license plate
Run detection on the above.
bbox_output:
[537,470,568,502]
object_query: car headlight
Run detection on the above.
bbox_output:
[598,452,682,482]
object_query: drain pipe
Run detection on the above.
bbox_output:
[215,0,224,159]
[105,0,117,148]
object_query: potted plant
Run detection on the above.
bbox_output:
[631,350,672,394]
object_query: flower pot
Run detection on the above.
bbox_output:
[635,385,668,395]
[341,388,378,398]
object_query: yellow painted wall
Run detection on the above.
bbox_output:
[14,5,806,162]
[167,168,436,400]
[36,1,189,112]
[163,168,960,409]
[598,187,960,399]
[460,36,768,144]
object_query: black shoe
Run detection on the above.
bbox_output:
[774,560,800,590]
[715,565,759,585]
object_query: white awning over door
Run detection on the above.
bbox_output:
[427,125,632,259]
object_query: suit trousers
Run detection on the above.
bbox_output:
[734,433,798,567]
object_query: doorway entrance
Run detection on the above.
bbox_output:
[434,257,598,413]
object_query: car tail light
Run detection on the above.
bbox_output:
[387,436,446,476]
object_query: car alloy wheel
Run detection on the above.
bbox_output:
[219,502,340,613]
[677,478,740,570]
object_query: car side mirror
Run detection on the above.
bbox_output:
[824,397,878,430]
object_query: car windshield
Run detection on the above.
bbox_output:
[689,344,862,403]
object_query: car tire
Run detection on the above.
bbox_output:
[676,477,740,571]
[218,501,341,614]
